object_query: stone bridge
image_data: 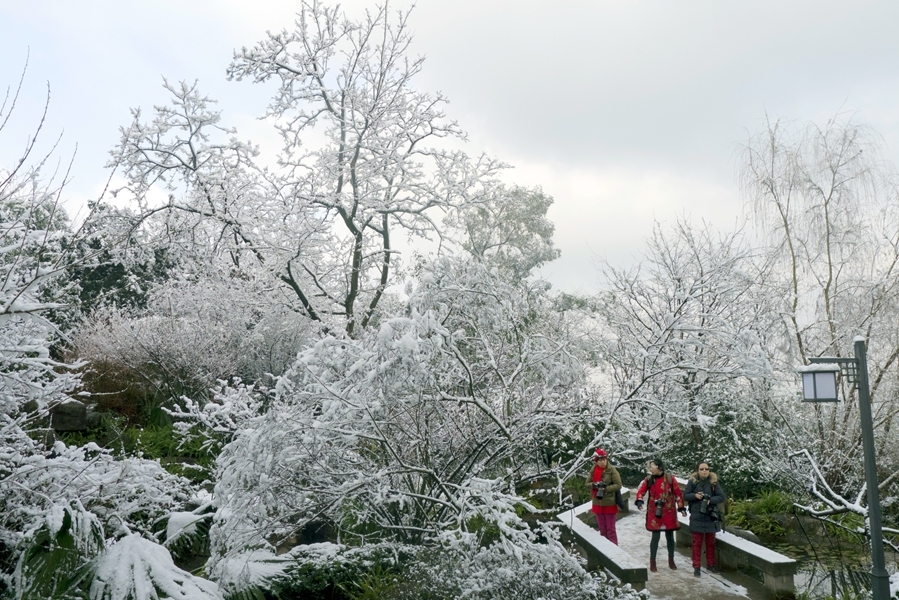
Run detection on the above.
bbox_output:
[557,483,798,600]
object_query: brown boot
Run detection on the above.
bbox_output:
[668,556,677,570]
[649,558,657,572]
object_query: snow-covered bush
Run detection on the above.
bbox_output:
[2,440,195,541]
[394,533,644,600]
[2,427,213,596]
[12,501,104,599]
[206,257,592,570]
[162,379,269,475]
[221,519,644,600]
[11,499,225,600]
[264,526,645,600]
[72,275,316,415]
[89,534,224,600]
[213,542,410,600]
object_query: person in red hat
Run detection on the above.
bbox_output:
[584,448,622,544]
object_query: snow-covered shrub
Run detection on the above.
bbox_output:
[244,520,643,600]
[72,275,315,417]
[0,313,80,423]
[156,499,215,565]
[89,534,224,600]
[225,542,413,600]
[206,546,293,600]
[265,525,645,600]
[12,501,104,600]
[394,533,644,600]
[206,257,590,568]
[11,496,223,600]
[164,379,269,463]
[1,440,196,549]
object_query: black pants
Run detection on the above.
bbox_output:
[649,530,675,559]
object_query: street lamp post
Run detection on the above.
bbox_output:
[798,337,890,600]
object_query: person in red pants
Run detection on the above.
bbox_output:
[683,461,726,576]
[584,448,622,544]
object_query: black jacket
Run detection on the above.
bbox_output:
[683,472,725,533]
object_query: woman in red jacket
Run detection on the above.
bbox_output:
[635,457,686,571]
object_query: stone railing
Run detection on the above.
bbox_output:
[674,476,798,599]
[556,489,647,591]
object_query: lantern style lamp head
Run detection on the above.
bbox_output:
[797,363,840,402]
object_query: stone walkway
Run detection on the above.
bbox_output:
[614,511,771,600]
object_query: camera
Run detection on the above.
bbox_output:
[654,498,664,518]
[699,498,718,520]
[592,481,606,499]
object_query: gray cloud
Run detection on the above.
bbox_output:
[2,0,897,292]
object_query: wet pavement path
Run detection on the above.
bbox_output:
[613,511,772,600]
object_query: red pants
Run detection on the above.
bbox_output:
[594,513,618,545]
[692,531,716,568]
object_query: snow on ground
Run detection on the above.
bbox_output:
[613,510,770,600]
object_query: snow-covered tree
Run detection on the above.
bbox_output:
[110,1,506,336]
[446,184,561,282]
[740,114,899,535]
[0,89,81,423]
[587,220,785,469]
[205,256,592,573]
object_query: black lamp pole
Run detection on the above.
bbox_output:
[852,339,890,600]
[809,338,889,600]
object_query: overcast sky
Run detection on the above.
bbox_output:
[3,1,899,293]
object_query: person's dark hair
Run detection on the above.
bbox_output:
[696,460,710,471]
[649,457,665,472]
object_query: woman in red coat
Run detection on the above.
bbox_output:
[635,457,686,572]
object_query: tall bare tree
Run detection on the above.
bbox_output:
[111,1,504,336]
[740,114,899,504]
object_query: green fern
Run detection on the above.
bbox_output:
[14,502,104,600]
[156,505,214,564]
